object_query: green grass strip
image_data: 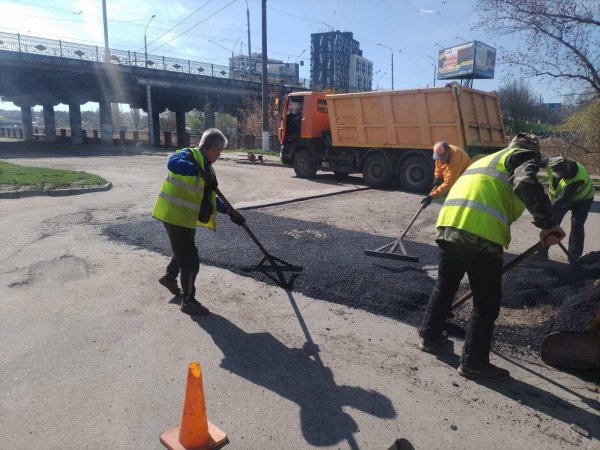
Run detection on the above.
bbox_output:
[0,161,107,190]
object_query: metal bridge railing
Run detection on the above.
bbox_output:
[0,31,310,88]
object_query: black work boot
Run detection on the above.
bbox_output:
[458,363,510,382]
[181,295,209,316]
[418,330,449,352]
[159,275,181,296]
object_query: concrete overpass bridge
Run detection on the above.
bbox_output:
[0,31,306,146]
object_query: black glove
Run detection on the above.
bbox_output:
[421,195,432,207]
[228,209,246,226]
[203,171,218,192]
[432,177,443,188]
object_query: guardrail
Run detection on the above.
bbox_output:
[0,31,310,88]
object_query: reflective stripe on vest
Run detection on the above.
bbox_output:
[548,163,594,203]
[158,191,199,211]
[436,147,526,248]
[442,198,509,225]
[166,174,202,193]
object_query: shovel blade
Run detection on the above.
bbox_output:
[541,331,600,370]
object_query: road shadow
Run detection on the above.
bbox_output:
[192,312,396,448]
[0,140,169,159]
[433,345,599,440]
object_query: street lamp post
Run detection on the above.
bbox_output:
[144,14,155,68]
[377,43,394,90]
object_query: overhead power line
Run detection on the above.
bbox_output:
[150,0,240,52]
[143,0,215,51]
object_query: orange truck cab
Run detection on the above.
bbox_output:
[279,92,330,163]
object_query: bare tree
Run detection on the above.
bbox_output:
[159,110,176,132]
[238,91,282,149]
[129,108,141,130]
[498,78,540,133]
[474,0,599,97]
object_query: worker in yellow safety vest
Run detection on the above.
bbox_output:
[152,128,245,316]
[418,133,565,382]
[538,156,595,261]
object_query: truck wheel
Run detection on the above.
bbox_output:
[362,154,393,188]
[399,154,434,192]
[293,148,317,178]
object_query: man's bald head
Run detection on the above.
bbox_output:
[433,141,451,162]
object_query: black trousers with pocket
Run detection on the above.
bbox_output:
[163,222,199,297]
[419,240,503,369]
[552,198,593,259]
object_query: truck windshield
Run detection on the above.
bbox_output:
[285,96,304,137]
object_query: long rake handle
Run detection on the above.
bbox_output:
[400,204,426,240]
[451,241,545,310]
[186,155,292,286]
[186,155,273,257]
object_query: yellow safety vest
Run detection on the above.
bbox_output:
[151,148,217,230]
[547,162,594,203]
[436,147,526,248]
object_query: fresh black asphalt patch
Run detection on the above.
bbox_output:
[104,210,599,352]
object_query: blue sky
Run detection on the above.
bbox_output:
[0,0,563,110]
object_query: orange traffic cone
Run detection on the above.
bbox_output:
[160,362,228,450]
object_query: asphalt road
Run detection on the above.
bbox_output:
[1,142,599,450]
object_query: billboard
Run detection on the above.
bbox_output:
[437,41,496,80]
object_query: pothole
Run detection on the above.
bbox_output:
[283,229,326,240]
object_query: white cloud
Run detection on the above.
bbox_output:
[419,9,435,15]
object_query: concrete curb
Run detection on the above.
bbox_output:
[0,182,113,199]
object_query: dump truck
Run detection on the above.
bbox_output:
[278,85,506,191]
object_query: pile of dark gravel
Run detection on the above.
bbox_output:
[104,210,599,352]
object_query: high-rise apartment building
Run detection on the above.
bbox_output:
[310,31,372,92]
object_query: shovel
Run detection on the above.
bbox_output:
[188,154,303,289]
[451,241,545,310]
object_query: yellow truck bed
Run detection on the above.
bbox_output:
[325,86,505,150]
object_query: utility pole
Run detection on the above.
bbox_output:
[245,0,252,71]
[144,15,155,68]
[101,0,110,63]
[261,0,269,151]
[377,43,394,90]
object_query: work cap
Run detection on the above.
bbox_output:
[432,142,450,161]
[509,133,540,152]
[548,156,569,176]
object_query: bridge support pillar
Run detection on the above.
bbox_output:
[69,103,83,145]
[20,106,33,141]
[43,105,56,143]
[176,110,187,148]
[152,111,160,146]
[99,100,113,145]
[204,110,215,129]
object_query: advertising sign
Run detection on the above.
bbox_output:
[437,41,496,80]
[472,41,496,79]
